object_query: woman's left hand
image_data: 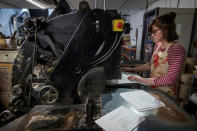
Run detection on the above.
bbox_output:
[128,75,155,85]
[128,75,143,82]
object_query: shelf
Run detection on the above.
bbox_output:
[122,53,131,60]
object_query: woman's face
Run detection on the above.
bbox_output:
[150,25,164,43]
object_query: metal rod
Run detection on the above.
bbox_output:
[27,19,37,111]
[0,1,19,8]
[104,0,106,11]
[0,92,12,94]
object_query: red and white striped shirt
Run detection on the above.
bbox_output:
[153,42,186,87]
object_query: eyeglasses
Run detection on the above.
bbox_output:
[148,29,161,36]
[150,29,160,35]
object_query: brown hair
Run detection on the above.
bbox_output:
[148,12,179,42]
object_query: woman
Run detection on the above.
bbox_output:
[122,12,186,99]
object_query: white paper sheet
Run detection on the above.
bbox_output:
[95,106,145,131]
[106,73,149,86]
[120,90,165,111]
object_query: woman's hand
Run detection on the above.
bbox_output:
[128,75,142,82]
[128,75,155,85]
[121,67,132,72]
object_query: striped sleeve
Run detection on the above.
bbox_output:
[154,44,186,86]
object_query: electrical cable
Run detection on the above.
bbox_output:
[146,0,148,11]
[177,0,180,8]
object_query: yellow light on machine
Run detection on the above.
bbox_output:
[113,19,124,32]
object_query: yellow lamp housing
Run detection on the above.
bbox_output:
[113,19,124,32]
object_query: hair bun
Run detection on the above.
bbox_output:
[159,12,177,23]
[168,12,176,20]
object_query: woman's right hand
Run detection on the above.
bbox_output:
[121,67,132,72]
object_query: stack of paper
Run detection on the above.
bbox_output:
[95,106,145,131]
[120,90,165,111]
